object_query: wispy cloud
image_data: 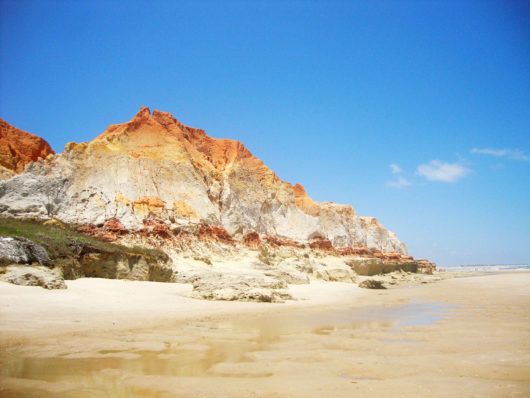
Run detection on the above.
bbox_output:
[386,176,411,187]
[470,148,530,161]
[416,160,471,182]
[389,163,403,174]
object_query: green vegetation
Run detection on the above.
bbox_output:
[258,246,275,266]
[193,256,212,265]
[0,217,168,262]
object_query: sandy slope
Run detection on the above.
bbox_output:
[0,272,529,397]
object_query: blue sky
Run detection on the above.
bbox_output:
[1,0,528,266]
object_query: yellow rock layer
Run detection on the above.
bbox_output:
[172,200,197,219]
[134,196,165,213]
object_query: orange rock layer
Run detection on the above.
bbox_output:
[96,106,255,172]
[0,118,55,175]
[96,107,317,215]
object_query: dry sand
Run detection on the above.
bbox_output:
[1,272,529,397]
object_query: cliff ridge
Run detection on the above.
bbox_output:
[0,107,406,254]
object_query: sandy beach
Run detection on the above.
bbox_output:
[1,272,529,397]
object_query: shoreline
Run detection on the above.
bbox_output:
[1,271,529,397]
[0,270,520,341]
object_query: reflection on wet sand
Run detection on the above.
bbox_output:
[0,300,455,397]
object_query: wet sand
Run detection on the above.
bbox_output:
[1,272,529,397]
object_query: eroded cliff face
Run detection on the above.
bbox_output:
[0,108,406,254]
[0,118,55,180]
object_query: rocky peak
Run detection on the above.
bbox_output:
[95,107,254,172]
[136,105,151,118]
[151,109,178,128]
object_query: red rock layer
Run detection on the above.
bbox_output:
[263,235,303,248]
[140,219,171,239]
[308,238,333,251]
[197,225,234,245]
[76,221,434,272]
[242,231,261,249]
[0,118,55,174]
[78,219,129,242]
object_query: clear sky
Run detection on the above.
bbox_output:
[1,0,528,266]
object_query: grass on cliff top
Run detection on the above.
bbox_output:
[0,217,167,261]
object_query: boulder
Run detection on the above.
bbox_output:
[326,268,357,282]
[0,236,50,265]
[315,267,356,282]
[263,268,310,285]
[359,279,386,289]
[0,265,66,289]
[191,273,291,303]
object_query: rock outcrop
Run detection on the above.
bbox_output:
[0,118,55,180]
[347,258,420,276]
[73,245,174,282]
[0,215,437,298]
[0,238,173,289]
[0,108,406,254]
[0,217,174,289]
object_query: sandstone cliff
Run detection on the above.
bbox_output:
[0,108,406,254]
[0,118,55,180]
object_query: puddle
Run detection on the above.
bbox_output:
[395,300,454,327]
[0,299,456,396]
